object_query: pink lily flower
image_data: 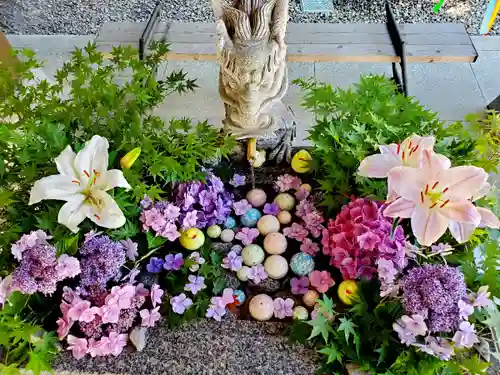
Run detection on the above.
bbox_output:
[384,150,488,246]
[448,182,500,242]
[358,135,447,201]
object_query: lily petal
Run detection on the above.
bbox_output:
[441,166,488,200]
[74,135,109,182]
[411,205,448,246]
[448,221,476,244]
[477,207,500,228]
[440,201,481,225]
[29,175,81,205]
[98,170,131,191]
[88,190,126,229]
[387,167,424,202]
[58,195,89,233]
[410,135,435,150]
[420,149,450,179]
[471,182,491,201]
[383,198,416,218]
[358,153,400,178]
[55,145,77,177]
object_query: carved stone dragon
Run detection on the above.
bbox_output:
[212,0,296,163]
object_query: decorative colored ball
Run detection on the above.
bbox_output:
[303,290,320,307]
[274,193,296,211]
[257,215,280,236]
[233,290,246,306]
[338,280,359,306]
[249,294,274,321]
[224,216,237,229]
[179,228,205,250]
[291,149,312,174]
[277,211,292,225]
[299,183,312,193]
[242,244,265,266]
[246,188,267,208]
[264,255,289,279]
[207,225,222,239]
[237,266,251,281]
[220,229,235,243]
[293,306,309,320]
[290,253,315,276]
[240,208,262,227]
[263,232,287,255]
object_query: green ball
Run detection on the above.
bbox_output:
[207,225,222,238]
[242,244,265,266]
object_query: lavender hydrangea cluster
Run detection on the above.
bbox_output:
[79,235,125,291]
[402,264,466,333]
[140,173,233,239]
[10,231,80,295]
[321,198,406,281]
[174,172,234,228]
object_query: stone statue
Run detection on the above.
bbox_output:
[212,0,296,164]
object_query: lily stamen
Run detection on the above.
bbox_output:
[429,202,438,209]
[440,199,450,208]
[432,181,439,189]
[420,192,424,203]
[83,170,90,178]
[72,180,80,185]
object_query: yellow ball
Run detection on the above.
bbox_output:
[257,215,280,236]
[338,280,358,306]
[264,255,289,279]
[291,149,312,174]
[293,306,309,320]
[274,193,295,211]
[277,211,292,225]
[179,228,205,250]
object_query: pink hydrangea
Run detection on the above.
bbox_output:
[67,335,88,359]
[309,271,335,293]
[235,227,259,245]
[300,238,320,255]
[321,198,406,281]
[283,223,309,242]
[275,174,302,192]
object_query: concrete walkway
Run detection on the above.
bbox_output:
[6,34,500,146]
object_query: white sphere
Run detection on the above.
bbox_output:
[220,229,235,243]
[237,266,251,281]
[274,193,296,211]
[249,294,274,321]
[277,211,292,225]
[263,232,287,255]
[257,215,280,236]
[242,244,265,266]
[246,188,267,208]
[264,255,289,279]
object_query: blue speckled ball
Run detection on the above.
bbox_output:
[224,216,237,229]
[240,208,262,227]
[233,290,246,306]
[290,253,315,276]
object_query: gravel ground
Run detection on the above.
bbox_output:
[0,0,499,36]
[53,320,318,375]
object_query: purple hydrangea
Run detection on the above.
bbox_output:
[79,235,126,290]
[173,172,234,228]
[184,275,206,295]
[164,253,184,271]
[233,199,252,216]
[235,227,259,246]
[229,173,246,187]
[263,203,280,216]
[290,276,309,295]
[402,264,466,333]
[322,198,406,281]
[146,257,164,273]
[273,298,294,319]
[221,251,243,272]
[11,231,80,295]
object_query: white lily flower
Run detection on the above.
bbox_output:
[29,135,131,232]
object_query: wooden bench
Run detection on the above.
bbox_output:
[94,2,477,96]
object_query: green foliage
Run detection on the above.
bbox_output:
[0,292,58,375]
[0,42,235,264]
[295,75,443,211]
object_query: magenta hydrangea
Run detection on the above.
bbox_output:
[402,264,466,333]
[321,198,406,281]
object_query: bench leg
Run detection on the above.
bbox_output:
[385,1,408,97]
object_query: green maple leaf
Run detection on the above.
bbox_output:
[26,351,52,375]
[307,315,332,344]
[459,355,490,374]
[318,343,343,364]
[338,317,357,344]
[317,295,335,315]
